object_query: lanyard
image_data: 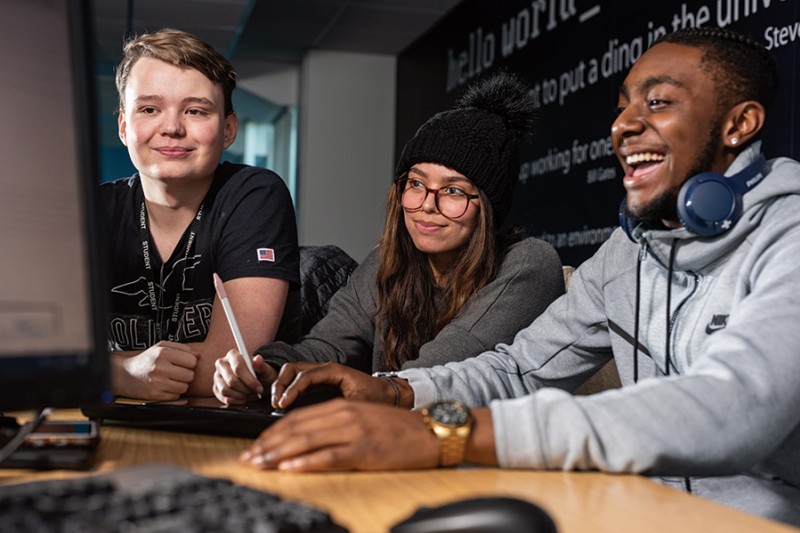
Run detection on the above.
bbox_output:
[138,199,204,342]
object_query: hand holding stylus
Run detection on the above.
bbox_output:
[212,273,260,392]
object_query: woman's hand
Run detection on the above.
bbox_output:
[271,362,403,409]
[213,350,278,405]
[240,399,439,472]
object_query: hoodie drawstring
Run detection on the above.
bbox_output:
[666,238,692,493]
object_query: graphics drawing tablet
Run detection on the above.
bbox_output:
[81,386,341,438]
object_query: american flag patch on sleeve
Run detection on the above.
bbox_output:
[257,248,275,262]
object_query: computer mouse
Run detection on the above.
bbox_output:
[389,496,557,533]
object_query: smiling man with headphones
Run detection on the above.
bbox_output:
[236,27,800,527]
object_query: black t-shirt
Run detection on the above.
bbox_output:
[99,163,300,351]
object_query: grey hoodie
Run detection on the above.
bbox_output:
[400,142,800,526]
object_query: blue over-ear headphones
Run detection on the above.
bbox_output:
[619,154,768,240]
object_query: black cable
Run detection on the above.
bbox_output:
[0,408,50,466]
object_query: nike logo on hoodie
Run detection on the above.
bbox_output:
[705,314,729,334]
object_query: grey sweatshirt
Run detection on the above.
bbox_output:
[258,237,565,372]
[401,143,800,526]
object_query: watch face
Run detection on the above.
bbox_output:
[429,401,469,426]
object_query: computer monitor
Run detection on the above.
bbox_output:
[0,0,110,412]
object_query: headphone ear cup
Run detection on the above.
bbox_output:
[676,172,742,236]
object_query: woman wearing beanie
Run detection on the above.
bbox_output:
[212,72,564,407]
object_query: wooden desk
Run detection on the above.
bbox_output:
[1,410,797,533]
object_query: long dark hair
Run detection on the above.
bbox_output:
[374,181,522,371]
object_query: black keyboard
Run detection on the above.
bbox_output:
[0,464,348,532]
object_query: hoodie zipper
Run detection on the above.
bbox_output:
[666,270,699,374]
[632,239,649,383]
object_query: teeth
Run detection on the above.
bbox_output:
[626,152,665,166]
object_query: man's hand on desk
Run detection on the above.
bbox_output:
[111,341,199,401]
[239,400,498,471]
[240,399,438,471]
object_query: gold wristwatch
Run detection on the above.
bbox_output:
[421,400,473,467]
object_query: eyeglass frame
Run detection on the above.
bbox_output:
[396,173,480,220]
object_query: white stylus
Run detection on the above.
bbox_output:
[213,273,258,382]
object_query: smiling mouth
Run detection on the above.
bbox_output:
[156,147,191,156]
[625,152,665,166]
[414,220,446,232]
[625,152,665,177]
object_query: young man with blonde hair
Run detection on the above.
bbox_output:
[101,29,299,400]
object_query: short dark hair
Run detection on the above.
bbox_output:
[116,28,237,116]
[655,27,778,113]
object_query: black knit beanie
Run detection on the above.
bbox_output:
[396,72,535,226]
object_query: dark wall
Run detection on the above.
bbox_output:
[396,0,799,266]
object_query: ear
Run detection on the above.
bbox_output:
[722,101,765,150]
[222,112,238,149]
[117,110,128,146]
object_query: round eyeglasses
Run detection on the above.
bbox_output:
[397,175,480,220]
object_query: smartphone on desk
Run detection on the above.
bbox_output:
[0,420,99,470]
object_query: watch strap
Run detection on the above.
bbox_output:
[435,426,470,467]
